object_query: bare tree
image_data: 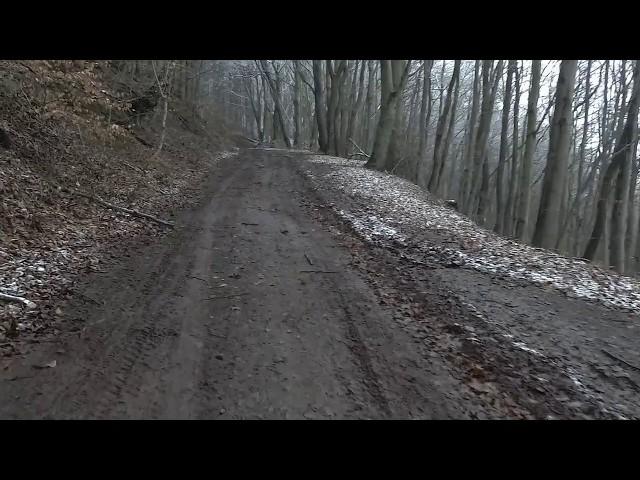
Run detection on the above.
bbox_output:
[416,60,434,185]
[259,60,292,148]
[366,60,411,171]
[532,60,579,249]
[584,60,640,270]
[428,60,461,195]
[504,61,522,237]
[494,61,516,234]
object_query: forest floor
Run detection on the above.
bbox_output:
[1,147,639,419]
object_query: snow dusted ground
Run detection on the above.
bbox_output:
[303,155,640,315]
[298,153,640,419]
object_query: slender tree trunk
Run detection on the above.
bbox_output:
[261,75,271,142]
[504,61,521,237]
[460,61,481,210]
[416,60,434,186]
[429,60,461,194]
[573,60,592,253]
[610,61,639,271]
[364,61,377,152]
[312,60,329,152]
[627,155,639,270]
[494,60,516,235]
[326,60,347,155]
[293,60,302,147]
[338,61,356,156]
[406,68,421,149]
[438,61,445,117]
[470,60,504,219]
[515,60,542,241]
[245,75,263,141]
[477,153,491,222]
[438,68,461,198]
[347,60,367,155]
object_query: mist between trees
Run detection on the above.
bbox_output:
[216,60,640,275]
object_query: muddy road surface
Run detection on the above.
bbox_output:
[2,148,633,419]
[0,149,486,419]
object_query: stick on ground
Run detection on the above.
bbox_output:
[0,291,36,309]
[205,293,249,300]
[602,349,640,372]
[70,189,174,228]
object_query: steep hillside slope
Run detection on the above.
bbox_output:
[0,60,245,348]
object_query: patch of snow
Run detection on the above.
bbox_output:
[303,154,640,314]
[338,210,406,243]
[513,342,542,356]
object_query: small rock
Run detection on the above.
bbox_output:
[215,354,224,361]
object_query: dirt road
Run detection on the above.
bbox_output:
[2,148,636,419]
[0,148,490,419]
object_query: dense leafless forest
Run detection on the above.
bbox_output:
[205,60,639,275]
[3,59,640,420]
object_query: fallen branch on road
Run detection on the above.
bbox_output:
[205,292,249,300]
[187,275,209,283]
[602,349,640,372]
[299,270,337,274]
[122,161,146,174]
[0,291,37,309]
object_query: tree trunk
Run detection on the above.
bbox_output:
[469,60,504,219]
[367,60,411,171]
[532,60,578,249]
[364,61,377,152]
[259,60,292,148]
[293,60,302,147]
[460,61,481,210]
[504,61,522,237]
[386,95,405,171]
[584,60,640,264]
[573,60,592,253]
[406,67,421,149]
[338,61,356,156]
[312,60,329,153]
[515,61,541,241]
[477,153,491,222]
[416,60,434,186]
[494,60,515,235]
[438,66,461,198]
[326,60,348,155]
[429,60,460,194]
[610,61,639,271]
[627,155,639,270]
[347,60,367,155]
[428,60,460,194]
